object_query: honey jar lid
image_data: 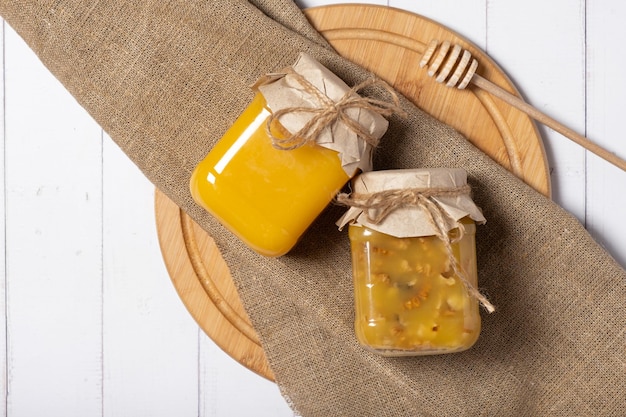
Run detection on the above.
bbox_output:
[336,168,486,238]
[254,53,392,175]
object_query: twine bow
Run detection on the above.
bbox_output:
[338,185,495,313]
[266,72,406,150]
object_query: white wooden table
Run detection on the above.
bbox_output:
[0,1,624,416]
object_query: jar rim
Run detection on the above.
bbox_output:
[352,168,467,193]
[336,168,485,238]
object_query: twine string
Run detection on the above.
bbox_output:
[338,185,495,313]
[266,72,406,150]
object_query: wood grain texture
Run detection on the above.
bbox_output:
[155,191,274,381]
[0,23,7,417]
[155,4,550,379]
[4,25,104,416]
[485,0,587,221]
[585,1,626,268]
[1,1,624,416]
[102,135,200,417]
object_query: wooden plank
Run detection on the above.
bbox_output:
[102,137,199,417]
[299,0,387,7]
[391,0,487,49]
[585,2,626,267]
[199,335,295,417]
[3,26,103,416]
[486,0,587,220]
[0,20,7,417]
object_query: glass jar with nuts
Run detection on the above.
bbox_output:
[337,168,492,356]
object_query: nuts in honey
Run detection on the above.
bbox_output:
[337,168,491,356]
[349,219,480,355]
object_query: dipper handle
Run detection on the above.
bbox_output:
[420,40,626,172]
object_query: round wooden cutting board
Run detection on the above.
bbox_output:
[155,5,551,382]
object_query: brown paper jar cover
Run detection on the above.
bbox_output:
[189,53,395,256]
[339,168,485,356]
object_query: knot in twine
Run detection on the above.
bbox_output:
[267,73,407,150]
[337,185,495,313]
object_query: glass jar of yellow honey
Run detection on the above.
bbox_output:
[190,53,396,257]
[337,168,491,356]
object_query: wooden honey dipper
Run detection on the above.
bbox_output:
[420,39,626,172]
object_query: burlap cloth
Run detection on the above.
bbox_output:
[2,1,624,416]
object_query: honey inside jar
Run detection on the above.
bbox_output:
[190,93,350,257]
[349,217,480,356]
